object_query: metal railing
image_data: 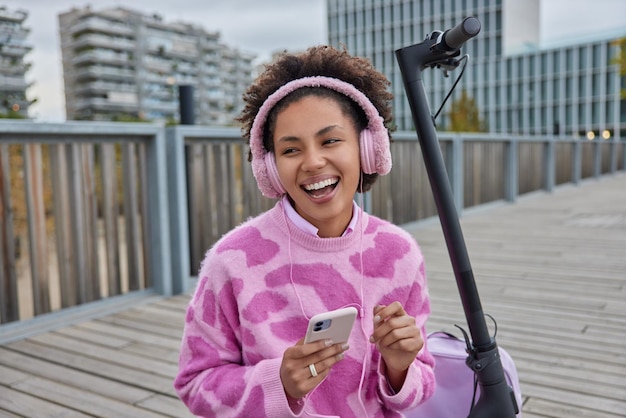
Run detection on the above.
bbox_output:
[1,120,624,332]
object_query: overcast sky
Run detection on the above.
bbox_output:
[4,0,626,121]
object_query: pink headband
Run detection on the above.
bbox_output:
[249,76,391,198]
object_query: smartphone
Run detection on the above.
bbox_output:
[304,307,358,344]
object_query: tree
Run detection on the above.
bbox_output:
[446,89,487,132]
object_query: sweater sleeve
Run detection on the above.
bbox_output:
[173,251,297,417]
[377,247,436,412]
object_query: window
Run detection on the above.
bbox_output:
[606,100,614,123]
[554,78,560,100]
[565,77,572,98]
[593,44,602,68]
[566,49,574,70]
[578,103,585,125]
[578,47,587,71]
[606,70,616,94]
[592,101,600,124]
[578,76,586,97]
[565,104,572,126]
[553,51,560,72]
[593,73,602,97]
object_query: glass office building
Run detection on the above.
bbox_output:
[327,0,625,139]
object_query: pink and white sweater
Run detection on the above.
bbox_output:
[174,201,435,417]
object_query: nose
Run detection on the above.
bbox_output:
[301,147,326,172]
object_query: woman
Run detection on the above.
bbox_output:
[174,45,435,417]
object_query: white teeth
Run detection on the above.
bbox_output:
[304,178,338,191]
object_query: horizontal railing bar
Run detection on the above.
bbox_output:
[0,289,161,345]
[0,120,162,135]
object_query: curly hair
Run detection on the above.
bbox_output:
[238,45,394,192]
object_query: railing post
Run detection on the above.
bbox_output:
[166,126,191,295]
[609,138,617,174]
[445,135,464,215]
[146,128,173,296]
[572,140,582,185]
[593,140,602,178]
[505,136,518,202]
[544,136,555,192]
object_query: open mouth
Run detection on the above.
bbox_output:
[302,178,339,199]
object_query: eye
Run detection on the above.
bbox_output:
[280,147,298,155]
[323,138,341,145]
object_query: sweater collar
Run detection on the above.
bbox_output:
[281,195,359,237]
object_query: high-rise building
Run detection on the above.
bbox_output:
[327,0,626,139]
[59,6,255,125]
[0,6,32,118]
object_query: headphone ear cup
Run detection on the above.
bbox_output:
[359,129,378,174]
[264,152,286,196]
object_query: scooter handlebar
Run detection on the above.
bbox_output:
[439,16,481,51]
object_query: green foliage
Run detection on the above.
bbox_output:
[111,113,146,122]
[0,109,26,119]
[446,90,487,132]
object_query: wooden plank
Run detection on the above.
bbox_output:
[81,144,101,302]
[55,324,131,348]
[50,143,76,308]
[138,142,151,288]
[0,144,19,323]
[522,397,624,418]
[68,143,87,305]
[122,341,180,363]
[100,143,121,296]
[122,143,141,290]
[0,363,30,385]
[186,143,206,278]
[0,409,21,418]
[11,376,169,418]
[23,143,50,315]
[96,314,183,339]
[205,144,219,244]
[5,339,175,394]
[26,332,179,378]
[520,383,626,416]
[0,385,90,418]
[78,319,183,350]
[135,394,196,418]
[0,347,154,404]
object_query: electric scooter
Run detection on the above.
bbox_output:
[395,17,519,417]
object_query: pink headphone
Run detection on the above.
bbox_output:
[249,76,392,198]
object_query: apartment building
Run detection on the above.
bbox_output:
[327,0,626,139]
[59,6,255,125]
[0,6,32,118]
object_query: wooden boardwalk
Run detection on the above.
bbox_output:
[0,173,624,417]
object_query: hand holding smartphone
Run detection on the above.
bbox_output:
[304,307,358,344]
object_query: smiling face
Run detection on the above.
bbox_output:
[272,95,362,238]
